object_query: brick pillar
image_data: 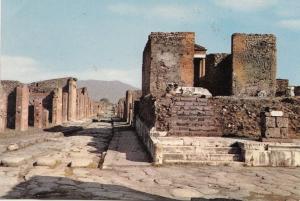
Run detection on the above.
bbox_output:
[0,86,7,132]
[43,109,49,128]
[68,79,77,121]
[15,85,29,131]
[62,92,68,122]
[52,88,63,125]
[33,98,43,129]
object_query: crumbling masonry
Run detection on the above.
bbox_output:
[117,32,300,167]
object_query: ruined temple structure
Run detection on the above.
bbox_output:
[0,77,101,132]
[117,32,300,167]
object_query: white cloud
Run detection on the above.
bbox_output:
[107,3,195,20]
[214,0,277,11]
[278,19,300,31]
[0,55,140,87]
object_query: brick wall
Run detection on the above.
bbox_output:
[231,33,277,97]
[142,32,195,97]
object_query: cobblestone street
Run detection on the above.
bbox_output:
[0,119,300,200]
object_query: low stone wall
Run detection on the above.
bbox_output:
[134,116,160,164]
[239,141,300,166]
[141,95,300,139]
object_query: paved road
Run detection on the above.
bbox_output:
[0,119,300,200]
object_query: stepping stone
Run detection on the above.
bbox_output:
[170,188,203,198]
[69,158,99,168]
[35,157,59,167]
[1,156,28,167]
[7,143,19,151]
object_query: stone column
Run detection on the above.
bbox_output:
[33,98,43,129]
[83,90,88,118]
[76,91,80,120]
[43,109,49,128]
[0,86,7,132]
[68,79,77,121]
[81,93,84,119]
[52,88,63,125]
[125,90,133,124]
[15,85,29,131]
[62,92,68,122]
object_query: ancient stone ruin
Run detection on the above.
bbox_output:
[0,77,106,132]
[117,32,300,167]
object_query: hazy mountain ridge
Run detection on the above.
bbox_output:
[77,80,139,103]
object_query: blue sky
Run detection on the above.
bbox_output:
[1,0,300,87]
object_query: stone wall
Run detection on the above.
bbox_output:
[276,79,289,97]
[137,95,300,139]
[142,32,195,97]
[231,33,277,97]
[203,53,232,96]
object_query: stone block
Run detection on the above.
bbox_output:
[265,127,281,138]
[265,117,276,128]
[35,157,59,167]
[163,153,185,161]
[280,128,288,138]
[1,156,28,167]
[276,117,288,128]
[270,111,283,117]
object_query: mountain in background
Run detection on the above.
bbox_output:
[77,80,139,103]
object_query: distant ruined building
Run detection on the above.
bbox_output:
[0,77,106,132]
[118,32,300,167]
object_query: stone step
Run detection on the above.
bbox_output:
[162,160,244,167]
[162,146,240,154]
[170,126,219,132]
[168,130,222,137]
[163,153,241,162]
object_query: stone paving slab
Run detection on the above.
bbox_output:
[0,120,300,200]
[102,122,151,169]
